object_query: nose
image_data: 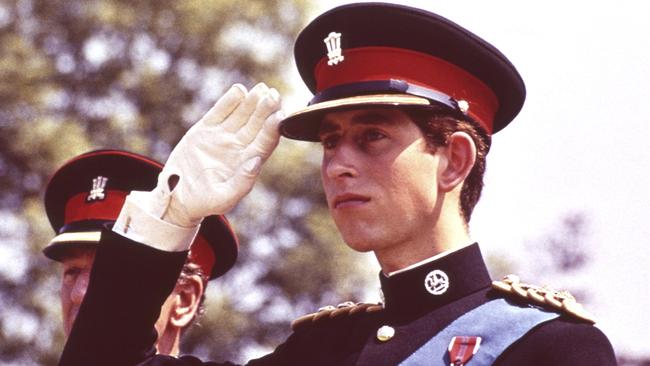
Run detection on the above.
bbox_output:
[70,270,90,305]
[323,143,359,180]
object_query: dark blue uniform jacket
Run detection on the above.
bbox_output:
[58,229,616,365]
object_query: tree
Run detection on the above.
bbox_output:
[0,1,377,364]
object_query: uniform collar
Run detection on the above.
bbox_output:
[386,242,473,277]
[379,243,491,323]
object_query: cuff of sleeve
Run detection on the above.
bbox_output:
[113,191,200,252]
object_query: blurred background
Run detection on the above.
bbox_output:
[0,0,648,365]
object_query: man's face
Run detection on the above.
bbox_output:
[59,247,176,340]
[318,108,442,256]
[59,247,95,336]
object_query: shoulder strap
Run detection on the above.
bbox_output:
[399,298,559,366]
[291,302,383,331]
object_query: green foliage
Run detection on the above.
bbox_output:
[0,0,377,364]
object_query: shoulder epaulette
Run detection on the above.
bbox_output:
[291,301,384,331]
[491,274,596,324]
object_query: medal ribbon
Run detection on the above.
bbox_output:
[448,336,481,366]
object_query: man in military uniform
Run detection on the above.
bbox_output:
[58,3,617,365]
[44,149,238,356]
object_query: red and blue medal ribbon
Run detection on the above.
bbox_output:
[398,298,560,366]
[448,336,481,366]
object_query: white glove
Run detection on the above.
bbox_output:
[132,82,283,228]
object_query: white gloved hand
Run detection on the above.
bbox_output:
[132,82,283,228]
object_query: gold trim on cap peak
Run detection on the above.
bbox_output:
[288,94,432,118]
[49,231,102,245]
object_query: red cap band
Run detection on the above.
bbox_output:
[64,190,128,225]
[188,234,216,277]
[314,47,499,133]
[64,189,217,277]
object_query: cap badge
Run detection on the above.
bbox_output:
[324,32,344,66]
[424,269,449,296]
[87,176,108,202]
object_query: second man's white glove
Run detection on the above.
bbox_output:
[129,82,283,229]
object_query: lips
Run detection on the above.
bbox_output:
[333,193,370,209]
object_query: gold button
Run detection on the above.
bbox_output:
[376,325,395,342]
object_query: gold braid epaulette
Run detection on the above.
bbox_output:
[291,301,384,331]
[492,274,596,324]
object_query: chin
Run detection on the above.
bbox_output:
[343,241,375,253]
[334,216,388,252]
[339,229,383,253]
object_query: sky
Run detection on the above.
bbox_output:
[284,0,650,358]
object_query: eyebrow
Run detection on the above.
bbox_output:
[319,111,397,135]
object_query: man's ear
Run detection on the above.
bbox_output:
[169,275,204,329]
[437,131,477,193]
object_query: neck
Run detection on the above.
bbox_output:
[387,242,472,276]
[375,198,470,273]
[156,329,181,357]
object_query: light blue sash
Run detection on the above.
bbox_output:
[399,298,559,365]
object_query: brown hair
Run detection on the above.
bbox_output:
[405,109,492,223]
